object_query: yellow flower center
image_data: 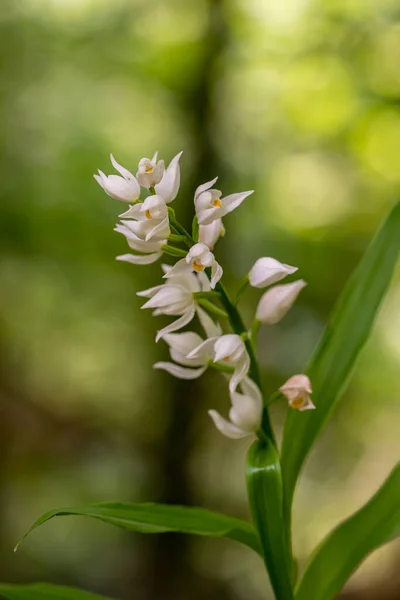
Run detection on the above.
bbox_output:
[192,260,204,272]
[145,166,154,173]
[212,199,222,207]
[145,210,152,219]
[223,356,231,361]
[291,393,305,409]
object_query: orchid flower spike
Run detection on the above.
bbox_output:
[138,264,210,342]
[163,242,223,289]
[94,154,140,202]
[154,151,183,203]
[209,378,262,439]
[136,152,165,188]
[198,219,226,250]
[256,280,307,325]
[249,257,298,288]
[280,374,314,411]
[194,178,253,226]
[188,334,250,393]
[154,307,222,379]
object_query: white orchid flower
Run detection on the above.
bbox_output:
[198,218,225,250]
[154,151,183,203]
[194,177,253,226]
[188,333,250,393]
[280,374,314,411]
[163,242,223,289]
[94,154,140,203]
[136,152,165,188]
[209,378,262,439]
[138,264,210,342]
[256,280,307,325]
[153,308,222,379]
[114,195,170,265]
[249,257,298,288]
[119,195,170,241]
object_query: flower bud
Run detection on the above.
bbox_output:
[249,257,297,288]
[256,280,306,324]
[280,374,315,411]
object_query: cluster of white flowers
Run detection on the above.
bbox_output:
[95,151,314,441]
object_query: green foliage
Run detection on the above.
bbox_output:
[295,463,400,600]
[0,583,114,600]
[16,502,262,556]
[281,201,400,515]
[246,440,294,600]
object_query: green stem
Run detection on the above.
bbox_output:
[208,361,234,374]
[161,244,188,258]
[196,299,229,319]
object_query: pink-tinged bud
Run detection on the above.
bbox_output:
[280,374,315,411]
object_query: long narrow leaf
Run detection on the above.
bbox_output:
[247,440,294,600]
[281,201,400,514]
[0,583,114,600]
[295,463,400,600]
[16,502,262,556]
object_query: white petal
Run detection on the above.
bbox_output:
[116,252,162,265]
[145,216,170,241]
[229,353,251,394]
[198,219,223,250]
[163,331,204,356]
[118,205,142,219]
[256,280,307,324]
[280,374,312,395]
[136,284,166,298]
[156,307,196,342]
[240,377,263,409]
[196,306,222,338]
[93,173,105,190]
[220,191,253,217]
[194,177,218,201]
[229,383,262,432]
[249,257,298,288]
[210,260,223,289]
[155,151,183,203]
[141,286,187,311]
[187,337,217,360]
[154,362,207,380]
[197,206,221,226]
[208,410,249,439]
[163,259,190,279]
[197,270,211,292]
[110,154,135,181]
[214,335,244,363]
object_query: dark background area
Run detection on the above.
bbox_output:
[1,0,399,598]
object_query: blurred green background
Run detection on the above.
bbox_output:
[1,0,400,598]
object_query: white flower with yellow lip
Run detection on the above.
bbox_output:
[154,151,183,203]
[94,154,140,202]
[138,264,210,342]
[280,374,314,411]
[153,307,222,379]
[163,242,223,289]
[208,378,262,439]
[256,280,307,324]
[187,333,250,393]
[114,195,169,265]
[137,152,165,188]
[194,178,254,226]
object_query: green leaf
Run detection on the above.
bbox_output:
[247,440,294,600]
[0,583,114,600]
[281,201,400,514]
[295,463,400,600]
[16,502,262,556]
